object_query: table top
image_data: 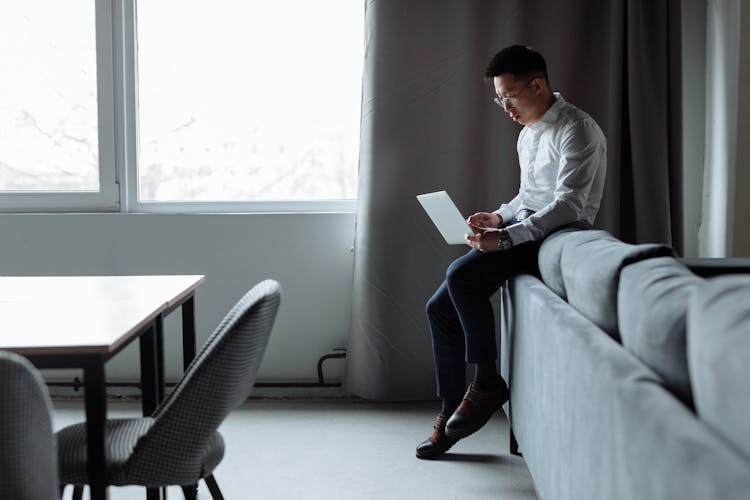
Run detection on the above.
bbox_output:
[0,275,205,355]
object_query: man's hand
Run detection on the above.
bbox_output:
[465,231,501,253]
[467,212,502,233]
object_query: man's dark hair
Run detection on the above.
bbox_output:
[485,45,548,82]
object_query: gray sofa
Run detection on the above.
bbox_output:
[500,229,750,500]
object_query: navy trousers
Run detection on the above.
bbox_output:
[426,241,542,399]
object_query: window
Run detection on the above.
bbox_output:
[136,0,362,206]
[0,0,117,212]
[0,0,363,213]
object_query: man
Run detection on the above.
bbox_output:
[416,45,607,459]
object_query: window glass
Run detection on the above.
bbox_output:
[136,0,363,201]
[0,2,99,191]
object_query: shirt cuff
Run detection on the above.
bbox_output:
[494,206,516,226]
[503,221,534,246]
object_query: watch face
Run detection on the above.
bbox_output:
[496,231,511,251]
[500,232,512,250]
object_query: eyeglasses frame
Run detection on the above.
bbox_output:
[493,75,543,109]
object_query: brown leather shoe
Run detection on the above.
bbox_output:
[416,414,459,459]
[444,382,508,439]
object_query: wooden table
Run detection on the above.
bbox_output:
[0,275,205,500]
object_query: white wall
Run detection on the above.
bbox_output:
[0,213,356,392]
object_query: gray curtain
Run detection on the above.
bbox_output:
[345,0,683,400]
[700,0,742,257]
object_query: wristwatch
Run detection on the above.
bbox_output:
[497,229,513,251]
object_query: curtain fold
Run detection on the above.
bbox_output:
[345,0,683,400]
[618,0,683,249]
[699,0,741,257]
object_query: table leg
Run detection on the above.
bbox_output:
[154,315,166,500]
[147,487,162,500]
[83,360,108,500]
[140,323,166,499]
[139,324,159,417]
[182,295,197,370]
[155,314,165,402]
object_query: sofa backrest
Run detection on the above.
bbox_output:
[617,257,702,407]
[538,229,675,340]
[688,275,750,462]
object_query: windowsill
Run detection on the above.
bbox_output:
[0,199,357,215]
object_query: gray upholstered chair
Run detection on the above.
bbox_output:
[56,279,281,499]
[0,351,59,500]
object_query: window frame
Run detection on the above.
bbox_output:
[1,0,360,214]
[0,0,120,213]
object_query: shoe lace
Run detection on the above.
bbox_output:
[431,414,448,442]
[462,383,483,406]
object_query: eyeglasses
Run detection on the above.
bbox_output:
[493,77,539,109]
[494,95,521,109]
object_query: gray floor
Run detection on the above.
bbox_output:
[53,399,537,500]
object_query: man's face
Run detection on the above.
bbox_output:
[493,74,544,126]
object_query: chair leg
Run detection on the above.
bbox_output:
[72,486,84,500]
[205,474,225,500]
[181,484,198,500]
[147,487,161,500]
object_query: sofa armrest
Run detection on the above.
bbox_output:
[679,257,750,277]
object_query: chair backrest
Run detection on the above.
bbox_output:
[0,351,59,500]
[125,279,281,484]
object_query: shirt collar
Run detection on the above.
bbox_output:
[529,92,565,130]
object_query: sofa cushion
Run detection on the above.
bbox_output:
[688,276,750,461]
[538,228,610,300]
[539,229,675,339]
[618,257,702,406]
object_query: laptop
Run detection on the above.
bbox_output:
[416,191,476,245]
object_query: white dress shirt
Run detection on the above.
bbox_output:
[495,93,607,246]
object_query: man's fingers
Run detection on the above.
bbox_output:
[465,233,485,252]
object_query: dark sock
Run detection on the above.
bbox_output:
[473,362,501,389]
[441,396,461,417]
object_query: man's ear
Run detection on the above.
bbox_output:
[530,77,544,95]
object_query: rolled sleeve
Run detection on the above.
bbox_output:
[494,196,521,226]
